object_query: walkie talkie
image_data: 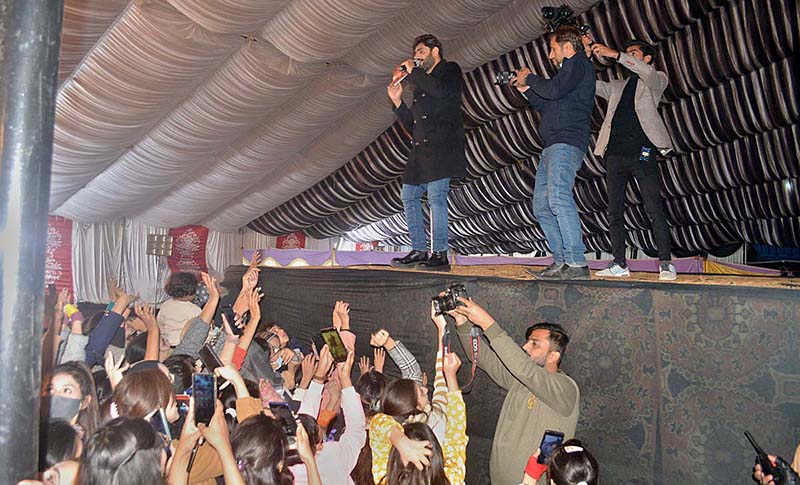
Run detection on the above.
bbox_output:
[745,431,783,484]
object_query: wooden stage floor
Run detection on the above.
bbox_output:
[335,263,800,290]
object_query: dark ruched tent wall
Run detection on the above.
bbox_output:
[225,266,800,484]
[248,0,799,259]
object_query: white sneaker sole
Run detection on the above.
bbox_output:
[596,270,630,277]
[659,272,677,281]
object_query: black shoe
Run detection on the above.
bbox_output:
[525,263,565,278]
[390,250,428,269]
[537,264,590,281]
[417,251,451,271]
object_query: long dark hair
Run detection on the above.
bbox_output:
[112,369,174,418]
[79,416,165,485]
[381,379,423,421]
[40,419,81,471]
[383,422,449,485]
[48,361,100,437]
[548,439,599,485]
[356,370,386,419]
[231,414,294,485]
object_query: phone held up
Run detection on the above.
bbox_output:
[192,373,217,426]
[319,327,348,363]
[537,429,565,465]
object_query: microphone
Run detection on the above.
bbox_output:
[392,59,422,87]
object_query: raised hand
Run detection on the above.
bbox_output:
[201,272,219,300]
[430,300,447,334]
[443,353,462,391]
[295,420,316,465]
[373,347,386,374]
[134,301,158,331]
[452,297,495,330]
[314,345,335,381]
[299,353,318,389]
[332,301,350,331]
[199,400,231,452]
[370,329,390,348]
[104,351,129,389]
[248,287,263,321]
[337,350,356,387]
[358,355,371,376]
[387,80,403,105]
[248,250,262,270]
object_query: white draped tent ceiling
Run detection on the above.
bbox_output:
[52,0,799,256]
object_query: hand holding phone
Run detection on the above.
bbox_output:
[537,430,565,464]
[745,431,783,484]
[320,327,348,363]
[198,344,224,373]
[192,374,217,426]
[269,401,298,436]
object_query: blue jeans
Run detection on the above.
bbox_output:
[532,144,586,265]
[401,178,450,253]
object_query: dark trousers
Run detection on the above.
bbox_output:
[606,153,672,264]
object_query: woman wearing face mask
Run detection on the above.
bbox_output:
[43,361,99,438]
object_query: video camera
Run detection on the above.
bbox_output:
[431,284,468,316]
[495,70,517,86]
[542,4,590,35]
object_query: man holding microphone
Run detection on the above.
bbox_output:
[388,34,466,272]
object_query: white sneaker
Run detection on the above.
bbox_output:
[596,262,630,277]
[659,261,677,281]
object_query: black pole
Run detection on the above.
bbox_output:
[0,0,64,481]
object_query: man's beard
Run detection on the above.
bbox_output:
[421,54,435,71]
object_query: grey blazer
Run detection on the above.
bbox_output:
[594,52,674,156]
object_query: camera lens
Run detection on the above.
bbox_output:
[541,7,555,19]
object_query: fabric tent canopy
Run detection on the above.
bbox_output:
[52,0,798,256]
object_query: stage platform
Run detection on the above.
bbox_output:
[225,264,800,485]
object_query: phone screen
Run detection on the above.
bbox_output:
[320,328,348,362]
[269,401,297,436]
[537,430,565,464]
[192,374,216,426]
[199,344,223,372]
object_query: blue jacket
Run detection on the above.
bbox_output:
[524,53,596,153]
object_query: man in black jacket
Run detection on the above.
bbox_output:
[514,26,595,280]
[387,34,467,272]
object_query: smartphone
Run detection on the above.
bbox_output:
[537,430,565,464]
[320,327,348,362]
[214,304,245,336]
[269,401,297,436]
[192,374,217,426]
[198,344,224,373]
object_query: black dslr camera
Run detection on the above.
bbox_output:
[432,284,468,316]
[495,71,517,86]
[542,4,590,35]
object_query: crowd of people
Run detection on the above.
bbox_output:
[29,251,606,485]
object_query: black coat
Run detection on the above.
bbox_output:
[393,61,467,185]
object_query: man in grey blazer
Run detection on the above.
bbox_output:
[585,37,678,281]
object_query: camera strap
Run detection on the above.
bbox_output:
[461,326,482,394]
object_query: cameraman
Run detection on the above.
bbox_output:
[512,25,596,281]
[583,37,677,281]
[452,299,579,485]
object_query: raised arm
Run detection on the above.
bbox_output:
[197,272,220,324]
[591,43,667,96]
[135,302,161,361]
[451,305,514,391]
[525,55,590,100]
[372,329,422,383]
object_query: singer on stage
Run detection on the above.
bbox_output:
[388,34,466,272]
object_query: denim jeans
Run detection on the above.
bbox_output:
[401,178,451,253]
[532,143,586,265]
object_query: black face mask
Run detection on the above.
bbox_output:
[45,395,82,422]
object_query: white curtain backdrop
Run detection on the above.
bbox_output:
[72,222,331,302]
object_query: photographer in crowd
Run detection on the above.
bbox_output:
[452,298,579,485]
[583,36,677,281]
[512,25,596,281]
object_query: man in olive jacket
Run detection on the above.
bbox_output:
[453,299,580,485]
[387,34,467,272]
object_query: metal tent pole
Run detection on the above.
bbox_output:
[0,0,64,480]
